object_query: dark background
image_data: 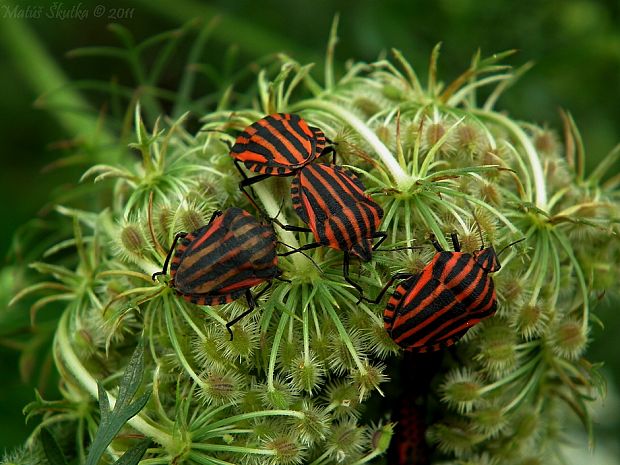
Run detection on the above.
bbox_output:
[1,0,619,457]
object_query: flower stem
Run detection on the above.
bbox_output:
[472,109,547,209]
[54,310,173,448]
[291,99,412,189]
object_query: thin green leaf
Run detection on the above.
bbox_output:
[40,428,68,465]
[427,42,442,96]
[113,439,151,465]
[391,49,422,95]
[85,340,150,465]
[66,46,128,60]
[174,18,219,118]
[325,14,339,90]
[108,23,136,50]
[97,381,111,425]
[588,143,620,185]
[117,338,146,409]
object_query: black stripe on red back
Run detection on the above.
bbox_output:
[171,208,278,298]
[291,163,383,253]
[230,113,318,172]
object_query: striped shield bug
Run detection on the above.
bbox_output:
[278,163,386,297]
[229,113,336,189]
[365,233,522,353]
[152,207,280,339]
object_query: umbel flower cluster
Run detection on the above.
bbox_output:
[9,26,619,465]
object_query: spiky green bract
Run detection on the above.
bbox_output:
[10,22,619,465]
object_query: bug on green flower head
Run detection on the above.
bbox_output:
[366,234,523,353]
[279,163,386,298]
[229,113,336,188]
[152,207,280,339]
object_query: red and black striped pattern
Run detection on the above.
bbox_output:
[291,163,384,260]
[230,113,328,175]
[390,394,431,465]
[169,208,279,305]
[384,245,500,353]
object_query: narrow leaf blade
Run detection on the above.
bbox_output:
[116,339,145,410]
[113,439,151,465]
[40,428,68,465]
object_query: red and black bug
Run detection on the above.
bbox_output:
[152,207,280,339]
[229,113,335,188]
[365,233,516,353]
[278,163,386,296]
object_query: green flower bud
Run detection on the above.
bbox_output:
[549,318,588,360]
[440,368,484,414]
[325,419,365,463]
[288,353,325,394]
[475,321,518,377]
[262,434,305,465]
[468,403,508,438]
[289,400,331,446]
[427,421,480,457]
[198,369,246,406]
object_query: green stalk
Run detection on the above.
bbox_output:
[478,352,541,396]
[503,362,544,413]
[201,409,304,433]
[472,109,547,209]
[268,308,290,391]
[191,444,275,454]
[552,230,590,332]
[322,300,366,375]
[164,300,205,387]
[291,99,412,189]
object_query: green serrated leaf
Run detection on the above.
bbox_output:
[85,340,150,465]
[40,428,68,465]
[121,391,151,422]
[117,338,146,409]
[113,439,151,465]
[97,381,111,424]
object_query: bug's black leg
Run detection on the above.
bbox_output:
[430,234,444,253]
[276,242,323,273]
[451,233,461,252]
[253,281,273,300]
[239,172,274,189]
[274,223,313,233]
[226,286,262,341]
[233,160,272,208]
[152,232,188,281]
[371,231,388,250]
[207,210,223,225]
[277,241,322,257]
[342,252,365,301]
[361,272,415,304]
[319,145,337,164]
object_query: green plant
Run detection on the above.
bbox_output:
[6,19,619,465]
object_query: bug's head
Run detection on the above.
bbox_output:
[475,237,526,272]
[473,247,501,273]
[351,239,373,262]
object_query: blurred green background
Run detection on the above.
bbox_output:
[1,0,619,459]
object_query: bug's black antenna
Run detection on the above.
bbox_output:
[471,210,485,250]
[497,237,526,257]
[276,241,324,274]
